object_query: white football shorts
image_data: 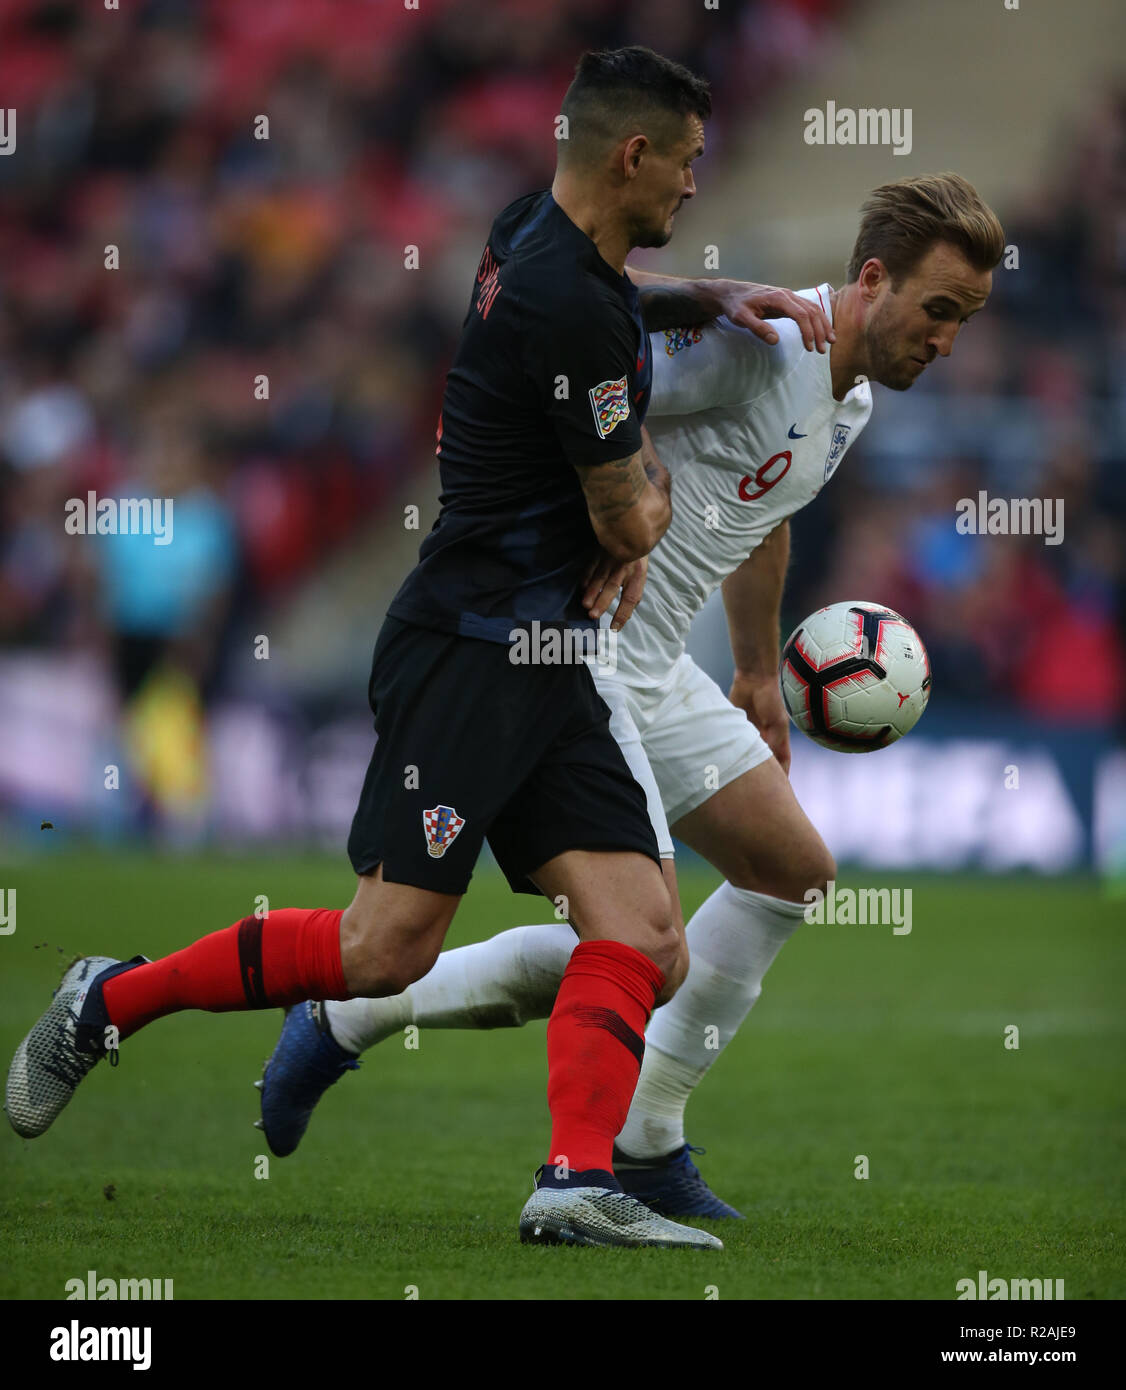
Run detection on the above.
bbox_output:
[593,653,775,858]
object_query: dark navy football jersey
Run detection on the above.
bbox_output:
[387,190,652,643]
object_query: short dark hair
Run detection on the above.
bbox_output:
[559,46,711,168]
[846,173,1006,285]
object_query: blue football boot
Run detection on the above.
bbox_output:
[613,1142,744,1220]
[256,1000,359,1156]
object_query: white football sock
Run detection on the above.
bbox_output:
[325,921,576,1055]
[615,881,805,1162]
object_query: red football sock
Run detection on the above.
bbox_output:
[102,908,350,1040]
[545,939,664,1175]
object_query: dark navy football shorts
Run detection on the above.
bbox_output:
[347,616,662,896]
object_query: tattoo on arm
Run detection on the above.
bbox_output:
[575,452,648,527]
[639,285,714,333]
[640,433,670,496]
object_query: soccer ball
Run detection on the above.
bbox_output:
[779,601,931,752]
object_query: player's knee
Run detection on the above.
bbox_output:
[653,934,689,1006]
[811,847,837,899]
[788,845,836,904]
[579,872,681,997]
[728,840,836,906]
[636,903,686,1002]
[340,903,443,997]
[346,943,436,999]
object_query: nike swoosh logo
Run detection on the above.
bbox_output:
[788,424,807,439]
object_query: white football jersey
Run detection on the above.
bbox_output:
[612,284,873,685]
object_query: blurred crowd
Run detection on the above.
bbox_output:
[790,88,1126,725]
[0,0,838,672]
[0,0,1121,834]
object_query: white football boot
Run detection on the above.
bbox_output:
[519,1168,724,1250]
[6,954,139,1137]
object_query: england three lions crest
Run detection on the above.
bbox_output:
[588,375,630,440]
[423,804,465,858]
[824,423,852,481]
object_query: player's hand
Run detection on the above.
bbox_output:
[712,281,834,353]
[729,671,792,774]
[581,550,648,630]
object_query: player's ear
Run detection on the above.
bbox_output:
[859,258,887,302]
[621,134,646,179]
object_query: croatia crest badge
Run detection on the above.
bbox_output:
[824,423,851,481]
[422,804,465,858]
[588,375,630,440]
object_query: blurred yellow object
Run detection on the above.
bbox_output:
[124,665,208,814]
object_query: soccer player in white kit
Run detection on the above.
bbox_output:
[259,173,1005,1217]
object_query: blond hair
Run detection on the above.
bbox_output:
[846,173,1005,284]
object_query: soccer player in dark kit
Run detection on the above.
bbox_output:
[7,47,830,1249]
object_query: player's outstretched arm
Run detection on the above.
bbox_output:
[628,267,834,353]
[722,519,792,773]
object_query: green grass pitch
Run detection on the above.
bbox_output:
[1,851,1123,1300]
